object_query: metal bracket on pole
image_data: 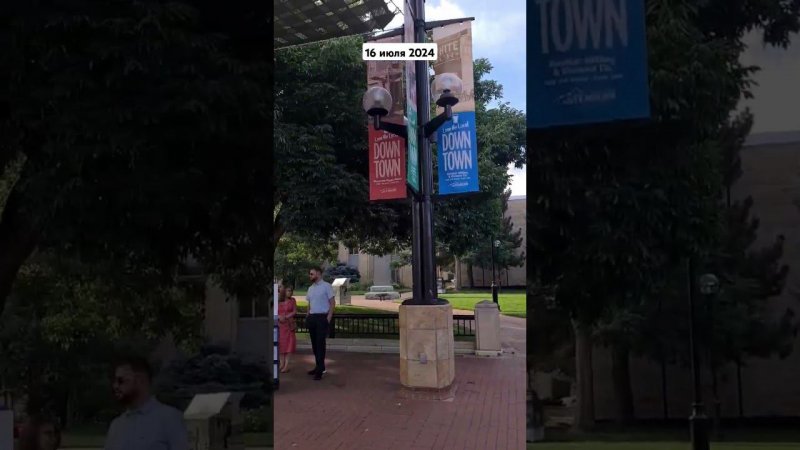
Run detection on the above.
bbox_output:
[377,120,408,139]
[423,111,452,138]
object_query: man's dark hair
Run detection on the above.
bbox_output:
[114,354,154,381]
[310,266,323,274]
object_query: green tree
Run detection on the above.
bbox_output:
[434,59,526,261]
[463,190,525,287]
[274,36,403,258]
[0,253,204,423]
[274,233,339,288]
[700,109,795,420]
[606,111,796,424]
[528,0,800,429]
[275,42,525,269]
[0,1,270,313]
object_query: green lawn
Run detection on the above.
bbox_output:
[394,289,527,318]
[528,444,799,449]
[529,427,800,449]
[295,302,387,315]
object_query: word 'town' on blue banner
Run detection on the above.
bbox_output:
[527,0,650,128]
[437,111,479,195]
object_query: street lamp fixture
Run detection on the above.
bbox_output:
[362,74,463,140]
[699,273,719,296]
[432,73,462,109]
[362,86,394,131]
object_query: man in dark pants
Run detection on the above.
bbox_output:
[306,266,335,380]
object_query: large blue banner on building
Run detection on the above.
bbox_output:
[527,0,650,128]
[437,111,479,194]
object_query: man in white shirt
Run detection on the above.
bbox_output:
[104,356,188,450]
[306,266,335,380]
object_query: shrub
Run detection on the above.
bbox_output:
[323,263,360,283]
[155,345,271,411]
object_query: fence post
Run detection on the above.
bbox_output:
[330,316,336,339]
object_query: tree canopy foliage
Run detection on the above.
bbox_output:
[0,1,270,314]
[274,38,525,264]
[528,0,800,428]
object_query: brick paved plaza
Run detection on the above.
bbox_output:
[274,349,525,449]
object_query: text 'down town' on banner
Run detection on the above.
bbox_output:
[527,0,650,128]
[367,34,407,201]
[433,21,479,195]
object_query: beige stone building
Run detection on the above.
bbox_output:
[337,195,527,289]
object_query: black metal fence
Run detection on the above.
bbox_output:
[294,314,475,338]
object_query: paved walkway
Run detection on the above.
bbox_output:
[280,295,526,449]
[274,350,526,449]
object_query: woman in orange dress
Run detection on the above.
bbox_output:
[278,283,298,373]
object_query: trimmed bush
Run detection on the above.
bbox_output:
[323,263,360,284]
[155,345,271,411]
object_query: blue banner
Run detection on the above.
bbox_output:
[527,0,650,128]
[437,111,479,194]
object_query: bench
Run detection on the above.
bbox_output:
[364,285,401,301]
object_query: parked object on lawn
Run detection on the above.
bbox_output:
[364,285,401,301]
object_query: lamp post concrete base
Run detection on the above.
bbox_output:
[399,303,455,390]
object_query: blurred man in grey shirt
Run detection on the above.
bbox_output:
[104,355,188,450]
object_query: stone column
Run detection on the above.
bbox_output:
[475,300,502,356]
[399,303,455,389]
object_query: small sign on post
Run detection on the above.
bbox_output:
[184,392,245,450]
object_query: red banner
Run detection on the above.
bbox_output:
[366,34,406,201]
[368,125,407,200]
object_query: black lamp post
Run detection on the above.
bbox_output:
[700,272,721,440]
[491,239,500,309]
[687,257,717,450]
[361,12,462,306]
